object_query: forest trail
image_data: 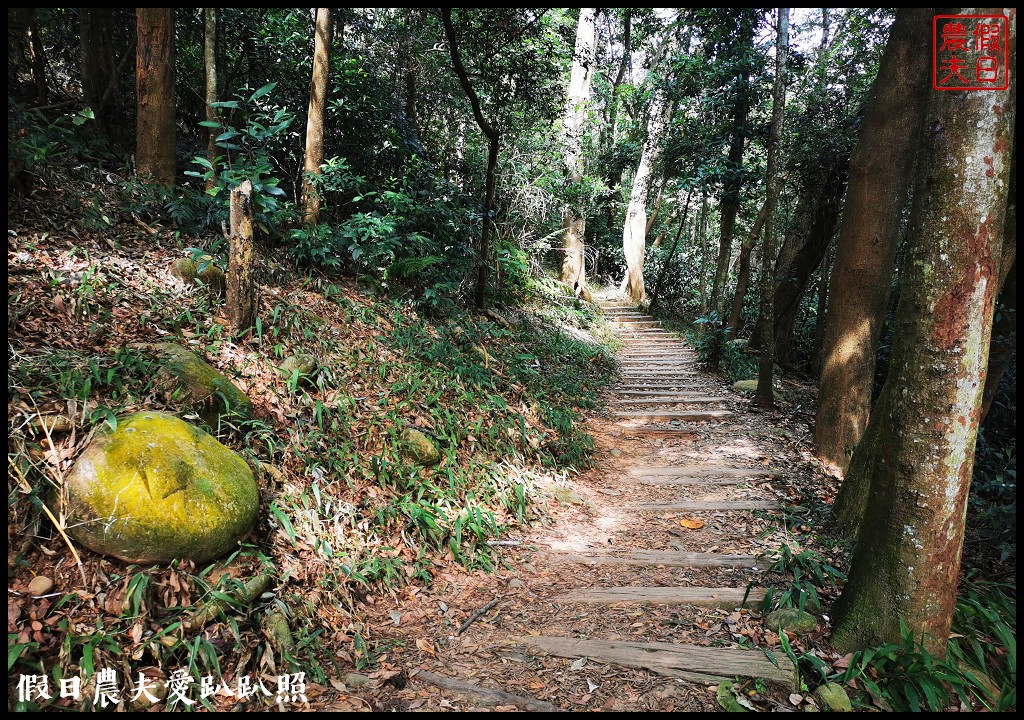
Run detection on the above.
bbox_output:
[366,301,809,712]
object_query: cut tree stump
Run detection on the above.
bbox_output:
[515,636,794,687]
[552,549,765,568]
[552,586,765,608]
[227,179,257,332]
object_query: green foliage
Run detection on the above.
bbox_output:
[753,543,845,614]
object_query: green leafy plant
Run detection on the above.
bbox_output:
[753,543,845,613]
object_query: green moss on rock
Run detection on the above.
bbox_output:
[733,379,783,403]
[65,412,259,564]
[765,607,818,634]
[148,343,252,426]
[401,428,440,466]
[170,257,226,297]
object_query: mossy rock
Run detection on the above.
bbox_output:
[64,412,259,564]
[813,683,852,712]
[765,607,818,634]
[400,428,440,466]
[170,257,226,297]
[280,353,317,381]
[733,379,784,403]
[148,343,252,427]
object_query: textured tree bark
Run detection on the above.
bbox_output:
[621,92,672,304]
[727,201,768,335]
[27,13,47,104]
[754,8,788,409]
[80,9,125,144]
[227,180,257,332]
[559,8,598,295]
[301,8,333,225]
[203,8,219,192]
[136,8,176,186]
[814,8,931,472]
[442,9,500,309]
[830,25,1014,652]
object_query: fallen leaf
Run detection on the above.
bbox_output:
[678,517,705,529]
[416,638,437,656]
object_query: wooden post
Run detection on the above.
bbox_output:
[227,180,257,332]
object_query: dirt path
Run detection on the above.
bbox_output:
[357,302,818,712]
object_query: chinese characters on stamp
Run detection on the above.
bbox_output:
[933,14,1010,91]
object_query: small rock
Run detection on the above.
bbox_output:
[509,579,523,589]
[400,428,440,466]
[344,672,370,689]
[522,562,536,573]
[610,448,623,457]
[28,576,54,596]
[813,683,852,712]
[169,257,226,297]
[732,379,783,403]
[280,353,317,380]
[765,607,818,634]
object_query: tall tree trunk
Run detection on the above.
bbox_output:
[135,8,176,186]
[696,194,711,313]
[301,8,333,225]
[754,8,789,408]
[203,8,219,191]
[815,8,931,473]
[810,241,834,375]
[27,13,48,104]
[727,200,768,334]
[604,9,631,149]
[442,9,500,309]
[620,91,672,304]
[80,8,125,144]
[830,27,1015,652]
[559,8,598,295]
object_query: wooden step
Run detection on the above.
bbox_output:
[552,586,765,608]
[624,500,781,512]
[614,410,733,421]
[627,466,773,478]
[618,475,750,486]
[515,636,794,687]
[553,549,764,568]
[613,397,727,406]
[615,388,714,395]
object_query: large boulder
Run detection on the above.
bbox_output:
[147,343,252,427]
[170,257,226,297]
[65,412,259,564]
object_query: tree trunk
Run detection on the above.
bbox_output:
[442,9,500,309]
[727,200,768,334]
[227,180,257,332]
[301,8,332,225]
[80,8,125,144]
[814,8,932,473]
[136,8,176,186]
[830,31,1014,653]
[810,241,834,375]
[621,91,672,304]
[203,8,219,191]
[604,10,631,149]
[980,262,1015,425]
[559,8,598,294]
[754,8,788,409]
[27,13,48,104]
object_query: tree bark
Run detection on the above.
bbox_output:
[135,8,176,186]
[814,8,932,473]
[301,8,333,225]
[980,262,1015,425]
[810,241,834,375]
[830,26,1015,652]
[80,8,125,144]
[754,8,788,409]
[727,200,768,335]
[203,8,219,191]
[559,8,598,295]
[442,9,500,309]
[227,180,257,332]
[620,91,672,304]
[27,13,48,104]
